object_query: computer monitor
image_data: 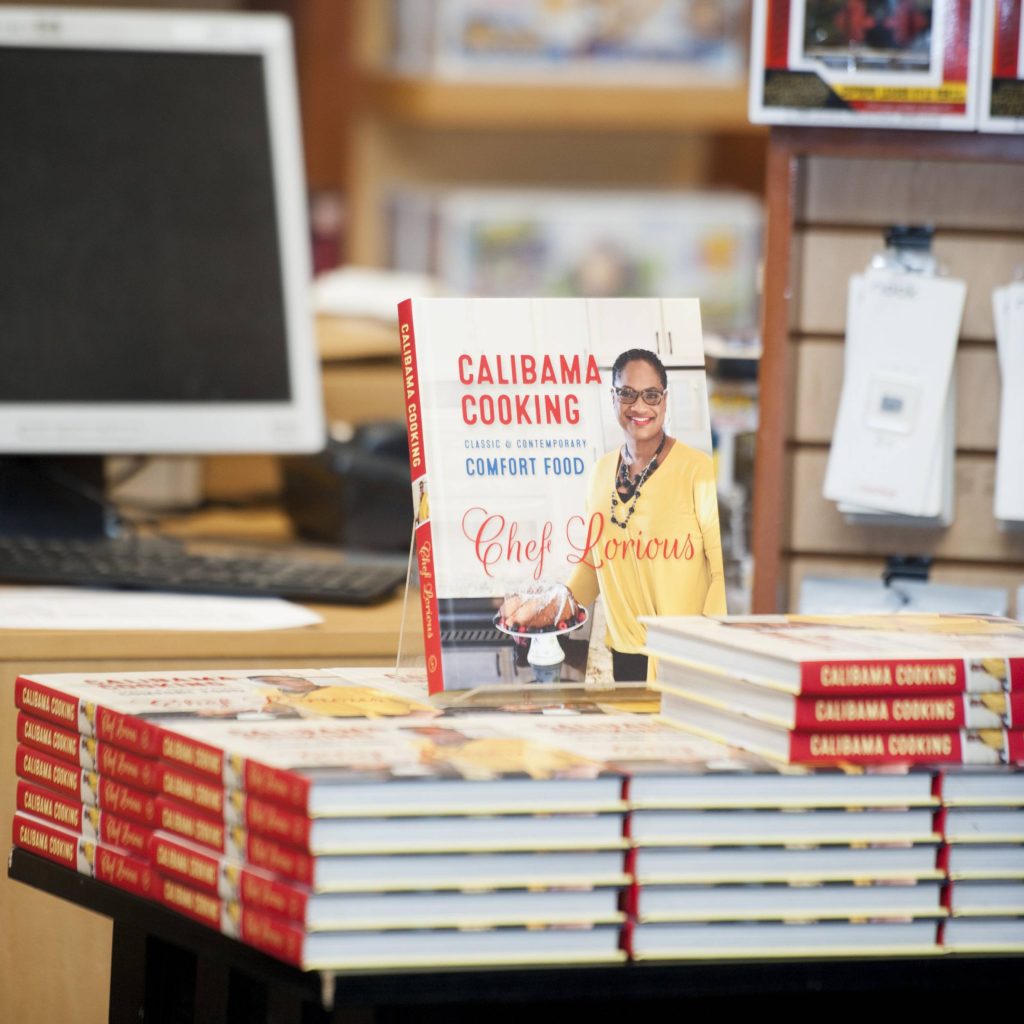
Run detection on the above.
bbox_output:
[0,7,324,535]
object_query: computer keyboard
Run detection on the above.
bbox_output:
[0,534,408,605]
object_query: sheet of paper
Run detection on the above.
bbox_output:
[0,587,324,631]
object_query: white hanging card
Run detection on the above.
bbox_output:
[824,271,965,517]
[994,282,1024,523]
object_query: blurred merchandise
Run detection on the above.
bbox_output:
[313,265,443,323]
[798,577,1010,617]
[282,422,413,552]
[390,0,750,82]
[389,186,762,339]
[309,188,346,275]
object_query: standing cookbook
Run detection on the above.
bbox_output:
[399,297,724,694]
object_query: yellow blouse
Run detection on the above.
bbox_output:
[567,441,726,657]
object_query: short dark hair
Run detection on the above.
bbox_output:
[611,349,667,388]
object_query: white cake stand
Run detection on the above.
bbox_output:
[493,610,589,681]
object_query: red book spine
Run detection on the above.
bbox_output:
[619,919,635,960]
[245,831,315,888]
[15,677,85,731]
[157,728,224,782]
[237,793,312,849]
[17,711,160,790]
[799,658,969,695]
[157,763,226,817]
[94,811,153,858]
[158,875,224,930]
[154,799,314,886]
[156,798,229,853]
[793,696,968,731]
[239,760,310,814]
[237,870,309,925]
[157,877,306,966]
[787,730,1021,765]
[16,743,91,799]
[149,833,310,923]
[13,812,78,869]
[800,656,1024,695]
[1009,731,1024,762]
[98,777,160,826]
[399,298,443,696]
[93,844,157,898]
[790,694,1024,731]
[150,833,223,895]
[15,676,162,754]
[17,779,86,833]
[236,907,305,967]
[16,780,152,857]
[13,813,155,898]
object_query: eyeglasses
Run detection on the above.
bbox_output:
[612,385,666,406]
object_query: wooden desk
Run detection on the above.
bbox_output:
[1,594,410,1024]
[10,849,1022,1024]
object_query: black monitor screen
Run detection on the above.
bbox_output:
[0,47,291,403]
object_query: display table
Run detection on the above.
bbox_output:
[0,594,410,1024]
[9,849,1022,1024]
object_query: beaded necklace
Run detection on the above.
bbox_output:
[609,432,666,530]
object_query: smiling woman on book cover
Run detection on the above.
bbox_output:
[567,348,726,682]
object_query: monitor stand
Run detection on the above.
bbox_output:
[0,456,114,539]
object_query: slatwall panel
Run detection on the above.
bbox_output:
[765,139,1024,612]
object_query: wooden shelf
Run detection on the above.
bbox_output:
[316,314,400,362]
[363,73,763,133]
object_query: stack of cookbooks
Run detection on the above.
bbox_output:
[12,663,979,968]
[11,667,635,969]
[646,614,1024,768]
[939,767,1024,954]
[5,663,967,969]
[626,753,945,960]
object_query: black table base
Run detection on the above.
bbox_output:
[10,848,1023,1024]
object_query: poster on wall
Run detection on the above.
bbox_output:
[749,0,981,129]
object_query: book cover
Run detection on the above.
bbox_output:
[399,296,723,693]
[749,0,980,130]
[643,613,1024,694]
